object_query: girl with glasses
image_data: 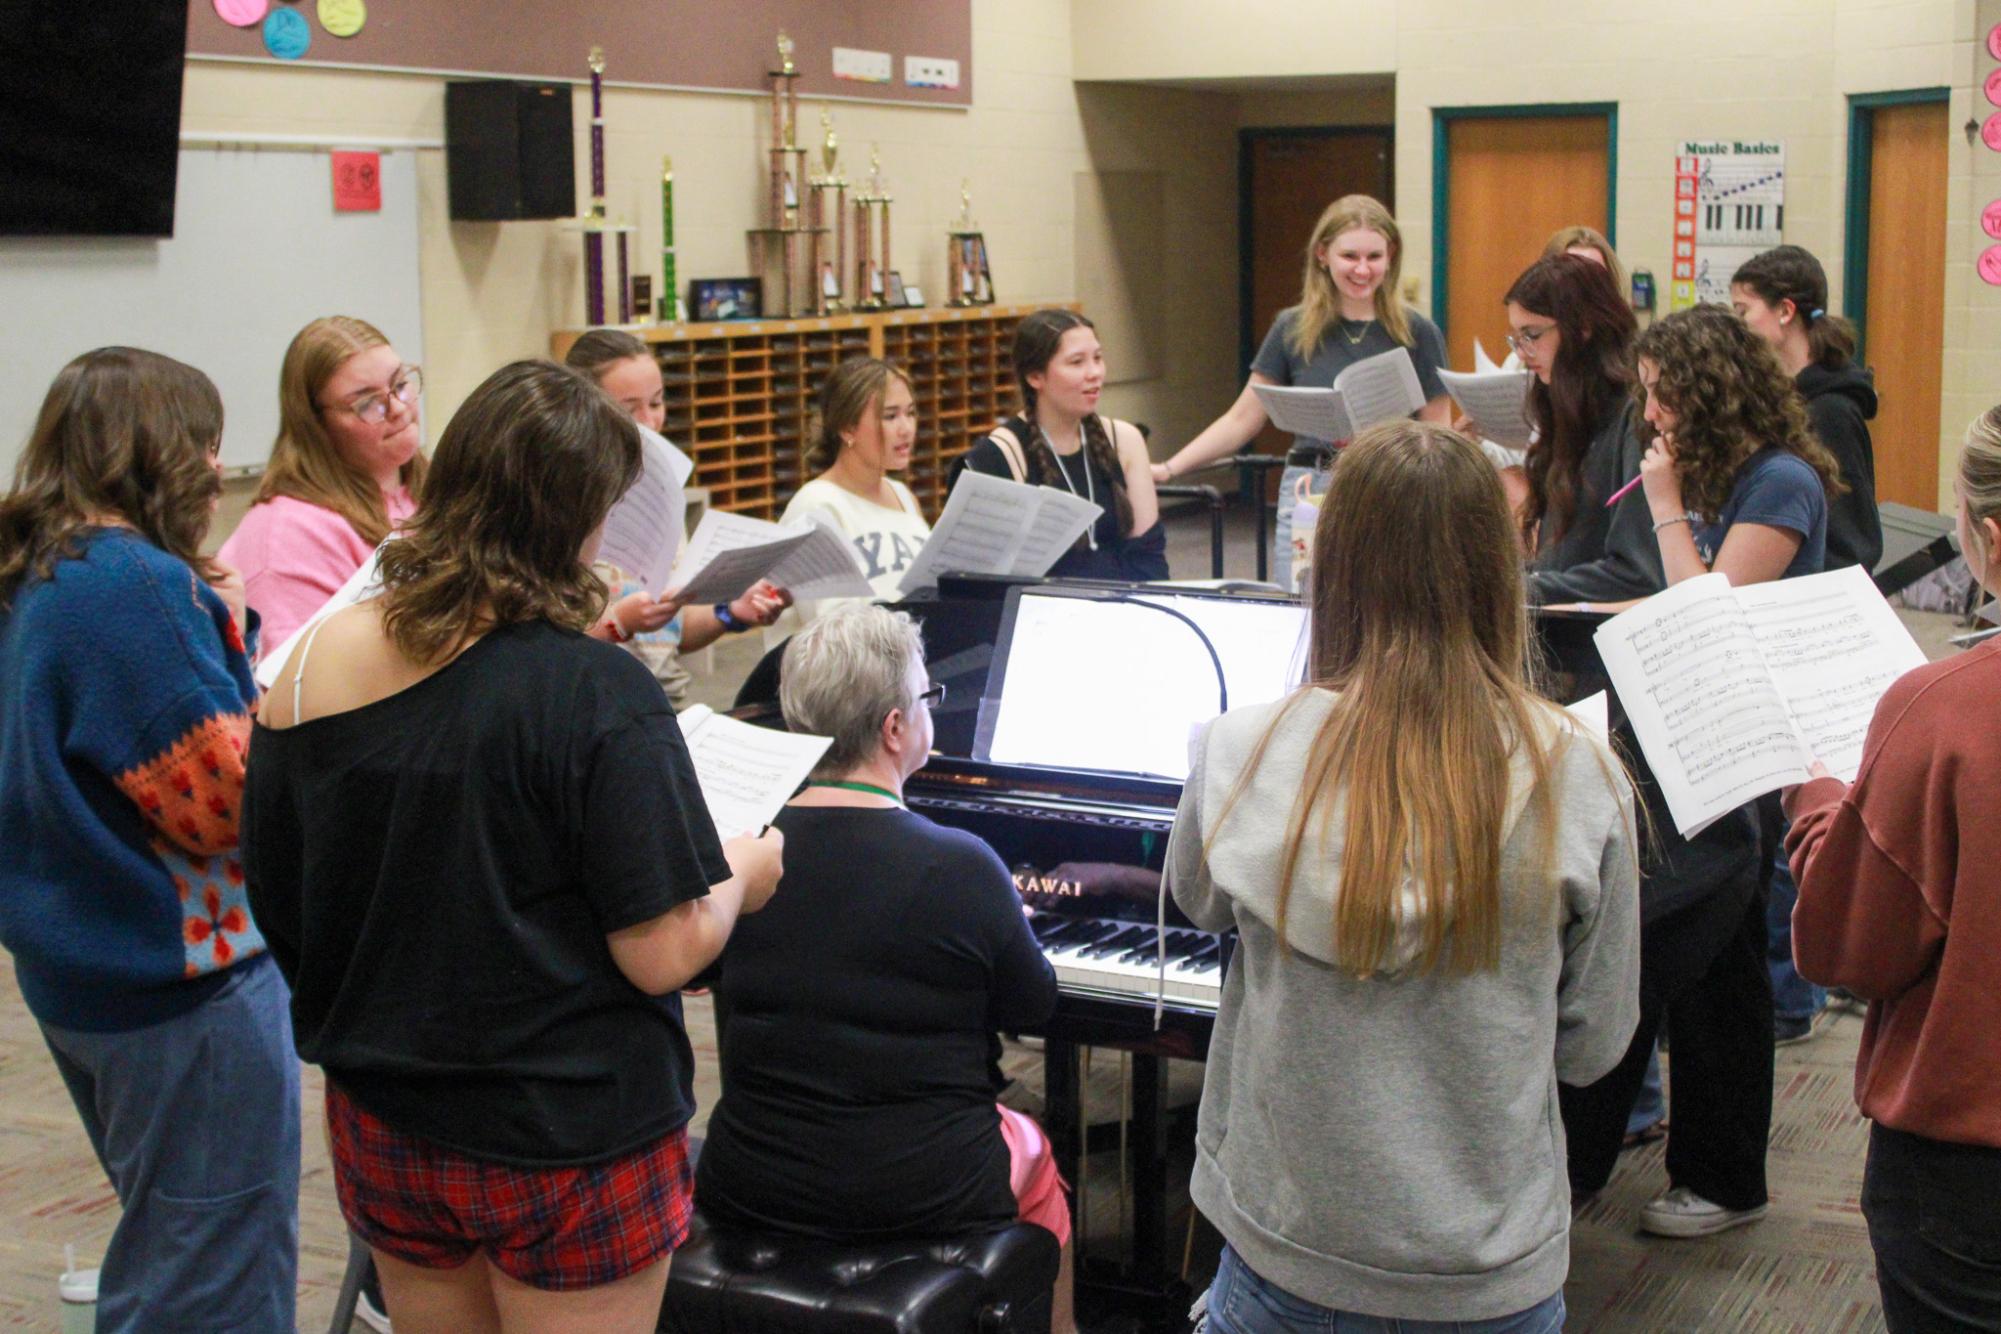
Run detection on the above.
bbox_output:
[1150,196,1453,589]
[219,316,428,648]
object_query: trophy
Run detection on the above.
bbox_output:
[807,109,849,313]
[658,156,682,322]
[854,146,894,309]
[947,178,992,306]
[745,31,823,316]
[569,47,638,325]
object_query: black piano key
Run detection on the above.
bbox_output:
[1079,926,1148,959]
[1115,930,1164,964]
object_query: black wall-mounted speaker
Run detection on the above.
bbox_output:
[444,80,574,222]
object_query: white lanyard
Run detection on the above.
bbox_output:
[1037,419,1098,550]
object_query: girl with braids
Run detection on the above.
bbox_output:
[1786,407,2001,1332]
[957,308,1166,581]
[1634,303,1845,592]
[1502,252,1664,607]
[1150,196,1451,589]
[778,356,932,615]
[1169,421,1637,1330]
[1731,245,1882,573]
[565,329,789,706]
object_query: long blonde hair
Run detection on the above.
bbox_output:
[1289,195,1413,360]
[255,316,428,545]
[1211,422,1562,976]
[1542,225,1629,302]
[1960,406,2001,589]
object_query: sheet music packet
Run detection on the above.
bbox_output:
[668,509,876,605]
[677,705,832,841]
[595,426,695,594]
[897,470,1102,595]
[1593,565,1929,837]
[1250,346,1426,444]
[1439,340,1535,451]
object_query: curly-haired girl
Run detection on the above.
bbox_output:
[1633,303,1845,590]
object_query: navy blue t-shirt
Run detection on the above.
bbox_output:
[1691,449,1827,579]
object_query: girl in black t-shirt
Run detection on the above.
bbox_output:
[245,360,783,1332]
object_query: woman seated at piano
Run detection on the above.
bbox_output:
[694,604,1075,1332]
[778,357,933,615]
[1167,421,1640,1331]
[955,308,1167,582]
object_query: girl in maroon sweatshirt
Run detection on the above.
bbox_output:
[1786,406,2001,1332]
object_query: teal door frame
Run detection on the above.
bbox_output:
[1843,88,1950,364]
[1430,102,1618,346]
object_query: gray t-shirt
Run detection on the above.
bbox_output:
[1250,306,1449,453]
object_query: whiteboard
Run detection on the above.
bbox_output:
[0,147,425,476]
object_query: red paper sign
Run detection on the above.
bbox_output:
[332,151,381,212]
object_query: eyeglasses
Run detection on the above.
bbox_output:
[322,366,422,425]
[917,683,946,708]
[1505,326,1554,355]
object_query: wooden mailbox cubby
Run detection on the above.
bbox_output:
[551,303,1069,521]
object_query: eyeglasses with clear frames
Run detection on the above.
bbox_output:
[323,366,423,425]
[1504,326,1553,356]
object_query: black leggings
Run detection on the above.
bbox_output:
[1559,868,1773,1210]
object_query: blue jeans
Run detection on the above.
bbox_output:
[39,956,300,1333]
[1271,461,1333,592]
[1766,819,1825,1022]
[1203,1245,1566,1334]
[1626,1046,1664,1136]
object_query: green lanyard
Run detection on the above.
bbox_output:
[806,780,905,808]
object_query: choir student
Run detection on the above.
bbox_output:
[1503,253,1662,606]
[695,603,1073,1329]
[244,360,782,1333]
[1543,224,1628,300]
[957,307,1166,581]
[219,315,426,647]
[0,349,299,1332]
[1168,421,1639,1331]
[779,357,932,613]
[1730,245,1881,573]
[564,329,789,704]
[1786,407,2001,1333]
[1151,195,1451,588]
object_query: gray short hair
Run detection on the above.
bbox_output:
[780,604,926,775]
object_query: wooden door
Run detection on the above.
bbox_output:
[1863,102,1949,510]
[1443,115,1610,372]
[1242,130,1393,464]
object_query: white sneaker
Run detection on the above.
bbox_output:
[354,1289,392,1333]
[1639,1186,1767,1238]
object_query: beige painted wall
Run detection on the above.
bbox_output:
[1078,0,1992,511]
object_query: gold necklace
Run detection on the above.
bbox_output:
[1339,317,1373,346]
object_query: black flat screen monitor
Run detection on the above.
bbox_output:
[0,1,189,236]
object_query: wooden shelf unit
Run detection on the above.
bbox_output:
[551,303,1068,520]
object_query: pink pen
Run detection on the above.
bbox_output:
[1603,473,1643,508]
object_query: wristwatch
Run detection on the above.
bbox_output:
[713,602,749,633]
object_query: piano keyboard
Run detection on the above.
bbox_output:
[1030,914,1223,1009]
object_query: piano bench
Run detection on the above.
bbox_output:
[660,1211,1059,1334]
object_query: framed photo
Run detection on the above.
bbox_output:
[901,284,925,308]
[689,277,762,322]
[885,270,906,308]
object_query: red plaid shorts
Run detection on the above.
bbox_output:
[324,1080,693,1291]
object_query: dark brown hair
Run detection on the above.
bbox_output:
[1210,421,1572,976]
[803,356,916,474]
[563,327,652,380]
[1634,305,1846,519]
[256,316,428,547]
[1505,254,1639,545]
[1730,245,1857,371]
[1011,309,1134,538]
[376,360,641,663]
[1,347,224,604]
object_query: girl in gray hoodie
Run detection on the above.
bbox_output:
[1169,421,1641,1332]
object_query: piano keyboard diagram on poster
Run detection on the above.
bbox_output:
[1672,140,1784,309]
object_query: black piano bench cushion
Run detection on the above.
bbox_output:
[660,1211,1059,1333]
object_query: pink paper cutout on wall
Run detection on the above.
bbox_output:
[1979,245,2001,288]
[213,0,269,26]
[1983,200,2001,241]
[1987,68,2001,108]
[1984,113,2001,154]
[1989,23,2001,61]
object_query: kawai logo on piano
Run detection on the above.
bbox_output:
[1013,872,1085,899]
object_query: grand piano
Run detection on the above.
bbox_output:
[732,573,1610,1323]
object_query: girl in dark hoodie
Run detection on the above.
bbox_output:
[1731,245,1882,574]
